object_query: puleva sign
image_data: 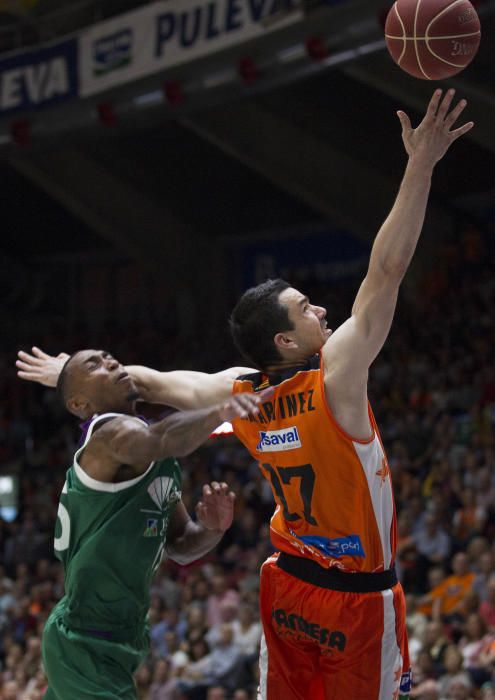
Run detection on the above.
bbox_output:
[79,0,302,97]
[0,39,77,115]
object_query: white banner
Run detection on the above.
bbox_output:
[79,0,302,97]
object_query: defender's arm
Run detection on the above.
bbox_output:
[16,348,254,409]
[165,482,235,565]
[79,392,265,483]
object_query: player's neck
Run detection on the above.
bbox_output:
[264,354,312,373]
[100,400,138,416]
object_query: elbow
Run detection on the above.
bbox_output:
[379,258,408,284]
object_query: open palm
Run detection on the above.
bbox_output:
[196,482,235,532]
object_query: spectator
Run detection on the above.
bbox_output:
[232,604,261,657]
[480,576,495,631]
[473,553,495,603]
[424,554,476,623]
[149,658,175,700]
[206,573,240,627]
[458,613,492,686]
[453,488,486,546]
[437,645,472,699]
[423,621,450,674]
[414,513,451,585]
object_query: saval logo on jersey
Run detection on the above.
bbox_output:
[257,426,301,452]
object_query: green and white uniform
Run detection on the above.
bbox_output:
[42,412,182,700]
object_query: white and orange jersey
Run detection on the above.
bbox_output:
[233,354,396,573]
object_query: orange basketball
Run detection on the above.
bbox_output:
[385,0,481,80]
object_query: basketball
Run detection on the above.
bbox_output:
[385,0,481,80]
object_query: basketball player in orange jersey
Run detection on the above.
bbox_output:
[18,89,472,699]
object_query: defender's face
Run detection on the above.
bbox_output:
[70,350,138,412]
[279,287,332,355]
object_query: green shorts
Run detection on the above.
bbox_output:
[42,606,149,700]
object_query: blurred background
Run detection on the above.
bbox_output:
[0,1,495,698]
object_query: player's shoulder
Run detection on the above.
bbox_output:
[90,414,147,440]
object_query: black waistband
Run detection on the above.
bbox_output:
[277,553,398,593]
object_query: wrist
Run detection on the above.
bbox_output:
[406,153,436,176]
[197,517,225,534]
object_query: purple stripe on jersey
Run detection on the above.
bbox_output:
[78,414,149,447]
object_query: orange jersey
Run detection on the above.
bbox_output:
[233,354,396,573]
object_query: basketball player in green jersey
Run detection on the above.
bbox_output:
[39,348,266,700]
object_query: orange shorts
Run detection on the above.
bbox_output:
[258,554,411,700]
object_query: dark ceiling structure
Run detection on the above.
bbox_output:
[0,0,493,277]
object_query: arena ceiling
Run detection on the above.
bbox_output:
[1,0,494,267]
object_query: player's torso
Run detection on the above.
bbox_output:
[233,356,396,572]
[54,413,182,633]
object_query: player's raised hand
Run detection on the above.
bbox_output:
[196,482,235,532]
[397,89,474,166]
[218,387,274,422]
[16,347,69,387]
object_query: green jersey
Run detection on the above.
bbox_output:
[53,412,182,638]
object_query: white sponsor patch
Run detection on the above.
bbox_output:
[256,426,301,452]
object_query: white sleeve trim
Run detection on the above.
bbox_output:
[73,412,155,493]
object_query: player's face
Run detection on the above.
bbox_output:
[279,287,332,356]
[73,350,139,412]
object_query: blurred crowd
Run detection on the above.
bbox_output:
[1,223,495,699]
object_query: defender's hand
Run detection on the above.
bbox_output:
[16,347,69,387]
[196,482,235,532]
[398,89,474,166]
[218,387,273,422]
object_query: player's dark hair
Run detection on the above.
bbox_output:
[56,353,79,409]
[229,279,294,370]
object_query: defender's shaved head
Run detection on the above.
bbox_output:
[56,350,139,419]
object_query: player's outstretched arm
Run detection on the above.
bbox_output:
[323,89,473,390]
[16,348,254,409]
[128,365,255,409]
[165,482,235,565]
[80,391,269,482]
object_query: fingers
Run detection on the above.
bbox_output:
[16,371,37,382]
[449,121,475,141]
[259,386,275,401]
[16,360,37,372]
[32,347,49,359]
[425,88,443,122]
[445,98,468,130]
[436,88,456,122]
[17,351,42,367]
[397,110,412,133]
[201,482,235,501]
[231,393,263,418]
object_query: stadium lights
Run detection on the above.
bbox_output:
[238,57,259,85]
[305,36,329,61]
[163,80,184,106]
[10,119,30,146]
[97,103,117,127]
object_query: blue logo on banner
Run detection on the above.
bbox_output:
[93,29,133,76]
[0,39,77,116]
[296,534,365,558]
